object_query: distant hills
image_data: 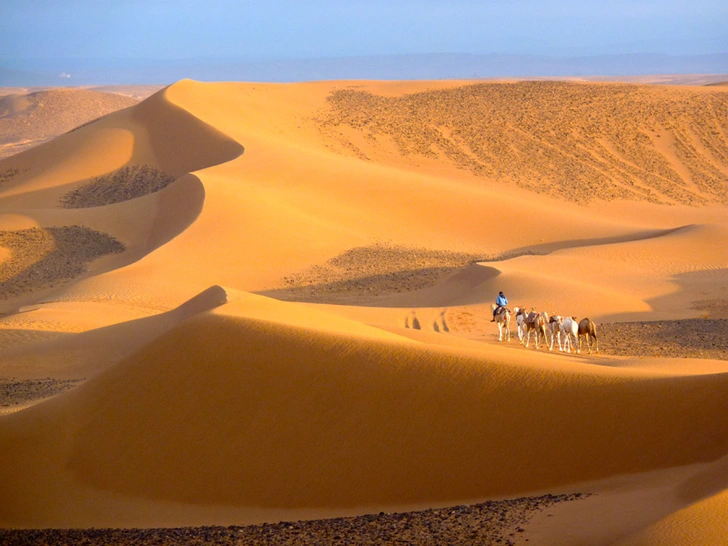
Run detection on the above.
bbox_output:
[2,53,727,86]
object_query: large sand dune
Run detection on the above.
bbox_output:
[1,78,727,544]
[0,88,139,159]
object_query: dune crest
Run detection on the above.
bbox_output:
[0,79,727,541]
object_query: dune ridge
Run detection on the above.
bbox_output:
[1,294,728,529]
[0,79,727,543]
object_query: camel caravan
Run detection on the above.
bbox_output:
[492,304,599,354]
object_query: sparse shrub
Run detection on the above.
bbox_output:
[59,164,176,208]
[318,81,728,205]
[0,225,125,299]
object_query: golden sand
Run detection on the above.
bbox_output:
[0,79,727,544]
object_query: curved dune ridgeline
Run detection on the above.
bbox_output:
[319,81,728,205]
[1,79,728,542]
[1,294,728,528]
[0,82,243,308]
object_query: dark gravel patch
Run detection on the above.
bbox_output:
[0,493,587,545]
[59,165,176,208]
[0,377,84,408]
[268,243,484,303]
[0,225,125,300]
[598,319,728,360]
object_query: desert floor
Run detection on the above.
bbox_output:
[1,77,727,545]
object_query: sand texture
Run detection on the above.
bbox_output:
[0,88,139,159]
[1,79,727,545]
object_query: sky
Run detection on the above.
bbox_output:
[2,0,727,62]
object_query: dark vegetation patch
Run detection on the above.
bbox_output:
[0,167,21,185]
[0,225,125,299]
[318,81,728,205]
[273,243,484,303]
[0,493,587,545]
[59,164,176,208]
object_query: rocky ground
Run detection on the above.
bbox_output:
[0,494,586,545]
[598,319,728,360]
[0,377,83,411]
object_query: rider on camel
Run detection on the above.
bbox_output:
[491,291,508,321]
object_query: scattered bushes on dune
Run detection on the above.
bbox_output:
[0,168,21,186]
[0,225,125,299]
[318,81,728,205]
[277,243,484,302]
[59,164,176,208]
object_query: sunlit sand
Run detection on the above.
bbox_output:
[0,79,727,544]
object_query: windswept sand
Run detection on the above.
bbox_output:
[0,78,727,544]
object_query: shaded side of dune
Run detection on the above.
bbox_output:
[1,311,718,516]
[0,494,585,546]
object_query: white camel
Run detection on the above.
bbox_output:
[546,315,563,351]
[514,307,527,343]
[559,316,579,353]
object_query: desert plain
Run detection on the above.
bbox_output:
[0,77,727,545]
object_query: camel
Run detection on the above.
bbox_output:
[559,316,579,353]
[523,310,548,349]
[490,304,511,341]
[577,318,599,354]
[546,315,563,351]
[514,307,527,343]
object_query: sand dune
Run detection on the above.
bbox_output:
[0,78,727,543]
[0,88,138,159]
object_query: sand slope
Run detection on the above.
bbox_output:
[1,292,728,529]
[0,88,138,159]
[1,79,727,542]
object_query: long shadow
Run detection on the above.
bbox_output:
[0,285,229,388]
[482,226,691,262]
[260,226,691,309]
[599,268,728,324]
[259,263,501,308]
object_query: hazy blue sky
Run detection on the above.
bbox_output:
[3,0,727,60]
